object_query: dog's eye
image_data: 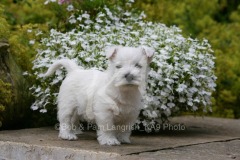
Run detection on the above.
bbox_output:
[116,65,122,69]
[135,63,142,69]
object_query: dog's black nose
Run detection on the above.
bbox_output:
[125,73,134,82]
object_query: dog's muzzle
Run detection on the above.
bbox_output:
[125,73,135,82]
[114,72,141,87]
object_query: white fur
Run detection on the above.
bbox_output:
[44,46,154,145]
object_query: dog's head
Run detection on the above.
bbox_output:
[106,46,154,89]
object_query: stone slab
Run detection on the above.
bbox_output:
[0,116,239,159]
[125,139,240,160]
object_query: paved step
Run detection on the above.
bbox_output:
[0,116,239,160]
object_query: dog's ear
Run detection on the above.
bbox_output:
[141,46,154,63]
[106,46,120,60]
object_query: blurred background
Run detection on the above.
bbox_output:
[0,0,239,130]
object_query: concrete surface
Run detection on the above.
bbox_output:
[0,116,239,160]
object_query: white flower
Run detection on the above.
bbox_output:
[29,40,35,45]
[161,104,167,110]
[77,16,82,21]
[124,11,131,16]
[84,20,93,24]
[167,103,175,108]
[67,5,74,11]
[69,15,77,24]
[192,106,198,111]
[82,13,90,19]
[96,18,103,23]
[187,101,193,106]
[98,13,105,17]
[40,109,47,113]
[182,64,191,71]
[94,24,101,30]
[36,30,43,36]
[151,111,158,118]
[176,84,187,93]
[44,0,56,5]
[179,97,186,103]
[22,71,28,76]
[31,103,38,110]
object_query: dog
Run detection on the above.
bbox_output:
[44,46,154,145]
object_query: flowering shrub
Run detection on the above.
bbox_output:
[30,2,216,127]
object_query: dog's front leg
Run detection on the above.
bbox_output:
[116,119,136,144]
[94,109,121,146]
[116,130,131,144]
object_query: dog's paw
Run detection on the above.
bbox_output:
[59,132,78,140]
[97,137,121,146]
[73,129,83,135]
[117,136,131,144]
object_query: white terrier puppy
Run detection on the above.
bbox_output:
[44,46,154,145]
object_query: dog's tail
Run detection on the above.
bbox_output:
[44,59,79,77]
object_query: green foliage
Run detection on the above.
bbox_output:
[0,80,11,106]
[0,5,10,40]
[0,1,52,129]
[2,0,55,25]
[0,80,12,125]
[199,23,240,118]
[134,0,219,36]
[9,24,48,72]
[1,53,57,129]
